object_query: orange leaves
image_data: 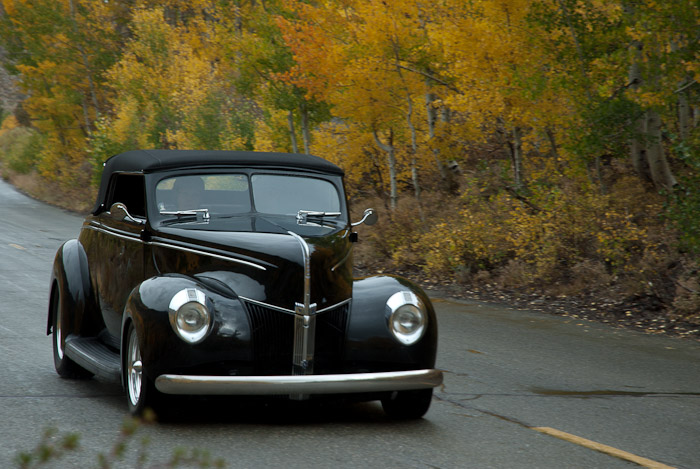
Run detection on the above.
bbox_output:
[274,12,341,101]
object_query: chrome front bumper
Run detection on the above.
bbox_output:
[155,369,443,396]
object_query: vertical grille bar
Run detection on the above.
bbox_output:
[244,302,294,375]
[243,300,349,376]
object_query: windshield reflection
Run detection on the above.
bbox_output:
[154,173,345,234]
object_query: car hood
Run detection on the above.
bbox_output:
[150,224,353,312]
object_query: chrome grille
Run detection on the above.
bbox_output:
[243,300,350,375]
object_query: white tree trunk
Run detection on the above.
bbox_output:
[300,102,310,154]
[405,96,421,201]
[288,110,298,153]
[373,129,397,210]
[425,83,447,181]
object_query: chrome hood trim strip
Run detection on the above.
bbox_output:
[86,222,268,271]
[239,296,296,315]
[239,297,351,316]
[149,241,267,271]
[85,222,141,242]
[287,231,315,384]
[287,231,311,310]
[155,369,444,396]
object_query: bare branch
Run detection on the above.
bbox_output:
[394,63,461,94]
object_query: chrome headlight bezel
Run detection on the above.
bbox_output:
[386,291,427,345]
[168,288,211,344]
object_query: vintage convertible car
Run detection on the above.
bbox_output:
[48,149,442,418]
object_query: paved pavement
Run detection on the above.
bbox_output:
[1,178,699,468]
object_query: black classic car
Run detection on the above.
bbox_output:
[48,149,442,418]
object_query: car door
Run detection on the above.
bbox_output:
[86,173,147,339]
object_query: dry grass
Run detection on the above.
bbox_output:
[1,168,95,214]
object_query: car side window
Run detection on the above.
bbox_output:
[108,174,146,218]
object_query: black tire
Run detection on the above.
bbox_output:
[125,323,163,417]
[51,289,92,379]
[381,388,434,420]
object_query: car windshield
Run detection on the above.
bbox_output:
[251,174,340,215]
[156,174,251,215]
[154,173,344,232]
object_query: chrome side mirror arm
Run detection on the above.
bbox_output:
[351,208,378,227]
[109,202,144,224]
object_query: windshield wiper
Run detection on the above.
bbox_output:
[296,210,341,225]
[160,208,210,221]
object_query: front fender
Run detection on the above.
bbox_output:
[47,239,100,336]
[121,274,252,383]
[346,275,438,371]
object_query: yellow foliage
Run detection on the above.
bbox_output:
[1,115,19,132]
[253,109,290,153]
[394,178,656,286]
[311,122,383,197]
[110,98,150,149]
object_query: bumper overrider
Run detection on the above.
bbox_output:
[155,368,443,396]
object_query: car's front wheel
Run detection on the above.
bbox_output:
[51,289,92,379]
[381,388,434,419]
[125,323,161,416]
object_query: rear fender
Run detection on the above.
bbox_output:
[47,240,99,336]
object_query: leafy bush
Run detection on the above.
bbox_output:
[0,116,43,174]
[355,171,661,297]
[15,416,225,469]
[665,136,700,254]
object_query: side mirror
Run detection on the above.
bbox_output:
[109,202,142,224]
[351,208,378,227]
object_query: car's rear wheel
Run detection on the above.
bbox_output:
[381,388,433,419]
[125,323,162,416]
[51,289,92,379]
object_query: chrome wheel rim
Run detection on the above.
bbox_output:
[54,297,64,360]
[127,331,143,406]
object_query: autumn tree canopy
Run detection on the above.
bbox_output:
[1,0,699,311]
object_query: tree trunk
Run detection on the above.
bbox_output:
[69,0,100,131]
[300,102,310,154]
[645,110,677,190]
[628,40,677,191]
[405,95,421,201]
[81,97,91,137]
[678,82,691,141]
[510,126,524,190]
[287,110,298,153]
[426,80,447,181]
[629,113,649,181]
[545,126,567,176]
[373,129,397,210]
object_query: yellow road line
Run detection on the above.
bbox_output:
[533,427,676,469]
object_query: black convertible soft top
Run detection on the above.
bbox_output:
[93,149,344,214]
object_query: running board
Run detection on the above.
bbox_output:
[64,335,121,383]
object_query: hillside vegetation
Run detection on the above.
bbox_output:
[0,0,698,333]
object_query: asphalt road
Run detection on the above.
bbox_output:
[1,177,699,469]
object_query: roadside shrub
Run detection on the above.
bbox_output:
[0,116,42,174]
[671,263,700,323]
[359,172,658,295]
[665,135,700,255]
[418,191,513,277]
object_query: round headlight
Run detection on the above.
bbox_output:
[386,291,427,345]
[168,288,211,344]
